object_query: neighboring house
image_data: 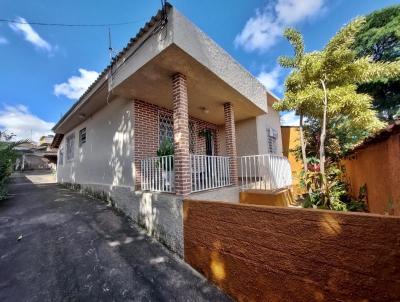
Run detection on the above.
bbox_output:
[51,4,291,255]
[39,135,54,146]
[343,119,400,216]
[14,142,56,171]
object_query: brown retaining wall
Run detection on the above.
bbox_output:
[183,200,400,301]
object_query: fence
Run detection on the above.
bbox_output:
[190,155,231,192]
[140,155,174,192]
[238,154,292,190]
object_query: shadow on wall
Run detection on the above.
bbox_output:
[58,98,134,189]
[183,200,400,301]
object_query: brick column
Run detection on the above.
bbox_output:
[172,73,191,195]
[224,102,238,185]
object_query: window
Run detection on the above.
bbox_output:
[66,133,75,160]
[189,121,196,153]
[58,148,64,166]
[79,128,86,146]
[267,128,278,154]
[159,112,174,145]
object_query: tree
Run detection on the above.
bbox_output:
[0,130,28,200]
[273,17,400,208]
[353,5,400,120]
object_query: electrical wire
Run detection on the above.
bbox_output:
[0,18,143,27]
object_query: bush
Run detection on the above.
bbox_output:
[0,140,27,200]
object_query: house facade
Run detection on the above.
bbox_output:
[52,4,290,255]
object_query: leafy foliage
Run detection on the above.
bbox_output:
[273,16,400,210]
[353,5,400,121]
[156,139,174,171]
[0,139,27,200]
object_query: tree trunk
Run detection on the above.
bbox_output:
[320,79,328,198]
[299,114,308,173]
[299,113,312,195]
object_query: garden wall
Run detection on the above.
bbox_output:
[342,132,400,216]
[183,200,400,301]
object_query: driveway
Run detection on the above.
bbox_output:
[0,171,231,302]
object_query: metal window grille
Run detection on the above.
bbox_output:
[79,128,86,146]
[189,121,196,153]
[159,112,174,145]
[66,133,75,160]
[58,148,64,166]
[267,128,278,154]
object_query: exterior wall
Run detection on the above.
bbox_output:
[184,200,400,302]
[235,105,283,157]
[256,105,283,155]
[342,133,400,216]
[170,8,268,113]
[235,118,258,156]
[281,126,304,196]
[57,97,134,187]
[133,99,220,188]
[68,183,184,256]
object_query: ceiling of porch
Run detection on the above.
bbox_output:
[113,44,266,125]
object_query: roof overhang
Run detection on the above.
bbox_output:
[53,4,270,133]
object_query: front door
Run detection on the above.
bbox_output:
[205,130,214,156]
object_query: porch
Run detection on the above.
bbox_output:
[140,153,292,194]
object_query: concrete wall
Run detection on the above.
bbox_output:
[184,200,400,301]
[256,105,283,155]
[235,105,283,157]
[235,118,258,156]
[66,183,184,256]
[342,133,400,216]
[57,97,134,187]
[171,7,267,113]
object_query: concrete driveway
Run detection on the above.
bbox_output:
[0,172,231,302]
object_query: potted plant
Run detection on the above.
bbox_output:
[156,139,174,190]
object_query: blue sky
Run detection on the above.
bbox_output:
[0,0,398,141]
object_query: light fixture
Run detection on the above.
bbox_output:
[200,106,209,114]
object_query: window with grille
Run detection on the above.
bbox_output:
[79,128,86,146]
[159,112,174,145]
[267,128,278,154]
[58,148,64,166]
[189,121,196,153]
[66,133,75,160]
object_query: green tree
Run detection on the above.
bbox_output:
[273,17,400,207]
[353,5,400,120]
[0,131,28,200]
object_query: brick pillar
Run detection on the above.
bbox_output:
[224,102,238,185]
[172,73,191,195]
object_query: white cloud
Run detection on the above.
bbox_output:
[0,37,8,44]
[280,111,300,126]
[235,0,325,52]
[9,17,52,52]
[54,69,99,100]
[0,104,54,142]
[257,66,282,93]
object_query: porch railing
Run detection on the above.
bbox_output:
[140,155,174,193]
[190,154,231,193]
[238,154,292,190]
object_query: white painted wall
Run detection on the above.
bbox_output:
[235,118,259,156]
[171,7,268,113]
[219,105,282,157]
[57,98,134,187]
[256,105,283,155]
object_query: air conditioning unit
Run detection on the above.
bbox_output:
[268,128,277,138]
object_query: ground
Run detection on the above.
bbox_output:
[0,171,231,302]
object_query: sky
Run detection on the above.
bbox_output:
[0,0,398,141]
